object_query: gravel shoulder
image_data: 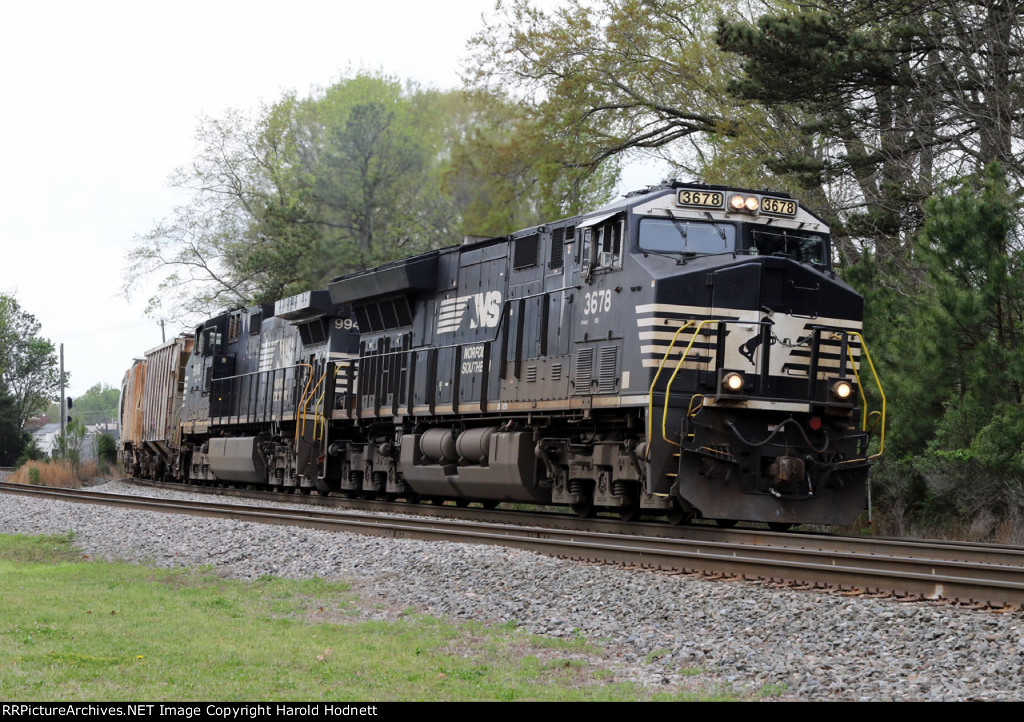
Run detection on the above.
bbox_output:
[2,479,1023,701]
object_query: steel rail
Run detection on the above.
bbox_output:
[4,481,1024,608]
[124,478,1024,569]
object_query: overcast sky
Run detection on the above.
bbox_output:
[0,0,661,403]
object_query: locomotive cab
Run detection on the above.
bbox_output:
[619,184,882,527]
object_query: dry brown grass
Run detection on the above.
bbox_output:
[870,506,1024,545]
[7,459,106,488]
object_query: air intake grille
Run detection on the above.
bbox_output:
[597,346,619,394]
[573,347,594,395]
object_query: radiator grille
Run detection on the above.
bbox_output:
[597,346,619,394]
[573,348,594,395]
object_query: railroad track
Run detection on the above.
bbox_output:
[4,479,1024,609]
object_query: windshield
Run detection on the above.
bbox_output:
[749,227,828,266]
[638,218,736,254]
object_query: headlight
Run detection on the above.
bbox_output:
[729,194,759,213]
[831,379,853,400]
[722,371,745,392]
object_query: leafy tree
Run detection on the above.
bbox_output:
[717,0,1024,266]
[466,1,812,198]
[70,383,121,426]
[444,89,618,235]
[871,164,1024,523]
[126,73,613,323]
[0,390,29,466]
[0,294,63,430]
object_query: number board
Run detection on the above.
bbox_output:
[760,197,798,217]
[676,189,724,211]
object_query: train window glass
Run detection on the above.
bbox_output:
[639,218,735,254]
[598,219,623,268]
[203,328,222,356]
[250,312,262,335]
[581,229,594,274]
[750,228,829,266]
[228,314,241,342]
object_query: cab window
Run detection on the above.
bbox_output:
[749,227,829,267]
[581,216,624,277]
[639,218,735,254]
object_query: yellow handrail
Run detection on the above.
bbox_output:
[848,331,886,459]
[662,319,726,445]
[294,363,315,447]
[302,365,329,442]
[311,365,335,442]
[643,319,885,463]
[646,321,695,453]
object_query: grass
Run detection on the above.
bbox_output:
[0,533,756,701]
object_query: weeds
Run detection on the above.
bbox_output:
[9,459,113,488]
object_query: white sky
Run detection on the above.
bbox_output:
[0,0,663,402]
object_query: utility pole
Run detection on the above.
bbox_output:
[160,319,165,343]
[59,343,65,435]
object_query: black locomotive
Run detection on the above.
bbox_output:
[121,182,884,528]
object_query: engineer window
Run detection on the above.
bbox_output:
[580,216,624,279]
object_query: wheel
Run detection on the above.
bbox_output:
[767,522,793,532]
[431,498,446,506]
[667,501,694,526]
[455,498,470,507]
[715,518,738,528]
[299,487,311,495]
[481,500,500,510]
[571,490,596,519]
[618,495,642,522]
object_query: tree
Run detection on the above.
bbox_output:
[872,164,1024,523]
[70,383,121,426]
[0,390,29,466]
[444,89,618,235]
[0,294,63,430]
[125,103,313,319]
[125,72,614,323]
[717,0,1024,265]
[466,0,811,193]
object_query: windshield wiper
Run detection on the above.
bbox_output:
[702,212,728,244]
[662,208,690,247]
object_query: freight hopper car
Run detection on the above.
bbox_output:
[120,335,194,480]
[127,182,884,528]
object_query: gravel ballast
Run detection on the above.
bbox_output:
[2,480,1023,701]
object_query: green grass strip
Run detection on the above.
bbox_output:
[0,533,753,701]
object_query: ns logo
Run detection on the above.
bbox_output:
[436,291,502,334]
